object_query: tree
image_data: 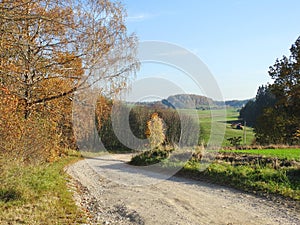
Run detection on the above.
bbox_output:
[269,37,300,114]
[145,113,165,149]
[255,107,290,144]
[254,36,300,144]
[0,0,139,118]
[239,85,276,127]
[0,0,139,161]
[0,85,63,162]
[239,99,256,126]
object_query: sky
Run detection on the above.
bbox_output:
[121,0,300,101]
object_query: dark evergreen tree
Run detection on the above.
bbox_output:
[239,85,276,127]
[254,36,300,144]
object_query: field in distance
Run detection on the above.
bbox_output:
[180,107,255,146]
[222,148,300,161]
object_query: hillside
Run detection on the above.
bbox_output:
[166,94,216,109]
[164,94,249,109]
[135,94,250,109]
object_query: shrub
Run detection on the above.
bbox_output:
[227,136,242,149]
[145,113,165,149]
[129,149,173,166]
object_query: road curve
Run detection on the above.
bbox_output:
[66,154,300,225]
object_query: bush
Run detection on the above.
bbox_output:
[227,136,242,149]
[129,149,173,166]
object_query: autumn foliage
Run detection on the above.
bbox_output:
[145,113,166,149]
[95,99,199,151]
[0,85,63,163]
[0,0,138,163]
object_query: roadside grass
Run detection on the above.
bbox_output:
[180,161,300,201]
[221,148,300,161]
[0,150,85,224]
[130,148,300,201]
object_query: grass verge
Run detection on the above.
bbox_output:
[130,149,300,201]
[0,150,85,224]
[179,160,300,201]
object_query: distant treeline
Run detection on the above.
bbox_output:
[96,99,200,151]
[136,94,250,110]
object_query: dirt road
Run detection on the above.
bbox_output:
[66,154,300,225]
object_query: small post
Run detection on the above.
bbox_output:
[243,120,247,145]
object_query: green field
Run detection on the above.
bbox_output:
[181,108,255,146]
[223,148,300,161]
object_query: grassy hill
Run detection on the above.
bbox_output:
[181,108,255,146]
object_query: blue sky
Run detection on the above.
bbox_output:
[122,0,300,100]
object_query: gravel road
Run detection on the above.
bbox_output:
[66,154,300,225]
